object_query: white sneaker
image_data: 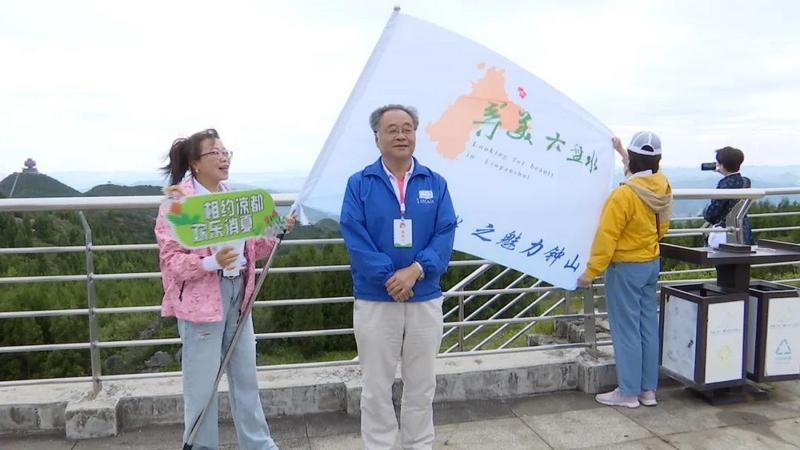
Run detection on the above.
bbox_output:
[639,390,657,406]
[595,388,639,408]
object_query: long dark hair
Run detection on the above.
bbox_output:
[161,128,220,185]
[628,152,661,174]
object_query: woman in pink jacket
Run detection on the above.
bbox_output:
[154,128,294,450]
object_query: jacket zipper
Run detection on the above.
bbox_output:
[380,172,420,211]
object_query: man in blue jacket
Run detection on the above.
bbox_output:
[340,104,456,450]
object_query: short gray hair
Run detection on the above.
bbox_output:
[369,104,419,132]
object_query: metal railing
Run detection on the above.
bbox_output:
[1,187,799,388]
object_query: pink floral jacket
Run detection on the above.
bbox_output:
[154,179,276,323]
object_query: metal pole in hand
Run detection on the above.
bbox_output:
[183,232,285,450]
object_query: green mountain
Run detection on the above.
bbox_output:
[84,184,163,197]
[315,218,341,234]
[0,172,81,198]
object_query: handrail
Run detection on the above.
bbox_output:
[3,187,800,213]
[669,188,769,200]
[0,193,296,212]
[1,186,799,387]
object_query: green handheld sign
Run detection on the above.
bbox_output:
[165,189,283,249]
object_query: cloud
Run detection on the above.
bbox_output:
[1,0,798,176]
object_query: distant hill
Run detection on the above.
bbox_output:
[315,218,341,233]
[3,167,798,220]
[0,172,165,199]
[0,172,81,198]
[661,165,800,188]
[285,218,341,240]
[48,170,309,193]
[84,184,163,197]
[656,167,800,217]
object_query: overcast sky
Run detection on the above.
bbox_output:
[1,0,798,177]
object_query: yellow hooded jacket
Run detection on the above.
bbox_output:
[585,172,673,279]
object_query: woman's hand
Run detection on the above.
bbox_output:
[163,185,188,199]
[577,272,593,289]
[216,247,239,269]
[612,136,630,175]
[283,213,296,234]
[612,136,627,159]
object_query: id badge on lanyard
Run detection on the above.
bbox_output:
[393,175,412,248]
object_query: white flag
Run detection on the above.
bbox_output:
[295,10,614,289]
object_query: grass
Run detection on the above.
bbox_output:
[439,292,572,352]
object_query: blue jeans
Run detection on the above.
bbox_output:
[605,260,660,396]
[178,276,277,450]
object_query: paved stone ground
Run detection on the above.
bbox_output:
[4,378,800,449]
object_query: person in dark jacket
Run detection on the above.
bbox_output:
[703,146,754,245]
[340,104,456,450]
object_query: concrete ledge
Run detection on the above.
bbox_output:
[1,349,587,438]
[0,402,67,435]
[344,349,582,416]
[65,397,119,439]
[260,379,347,417]
[0,381,87,436]
[118,365,359,430]
[576,349,618,394]
[434,351,579,402]
[119,394,184,429]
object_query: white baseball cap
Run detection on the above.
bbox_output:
[628,131,662,156]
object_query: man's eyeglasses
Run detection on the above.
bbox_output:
[199,149,233,160]
[379,127,415,137]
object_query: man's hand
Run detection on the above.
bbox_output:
[577,272,593,289]
[385,264,421,302]
[391,288,415,302]
[216,247,239,269]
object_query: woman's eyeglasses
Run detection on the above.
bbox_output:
[199,149,233,160]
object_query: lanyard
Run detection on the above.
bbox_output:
[396,175,406,218]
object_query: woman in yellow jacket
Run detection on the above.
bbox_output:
[578,131,672,408]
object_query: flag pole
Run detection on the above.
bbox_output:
[183,230,285,450]
[292,6,402,222]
